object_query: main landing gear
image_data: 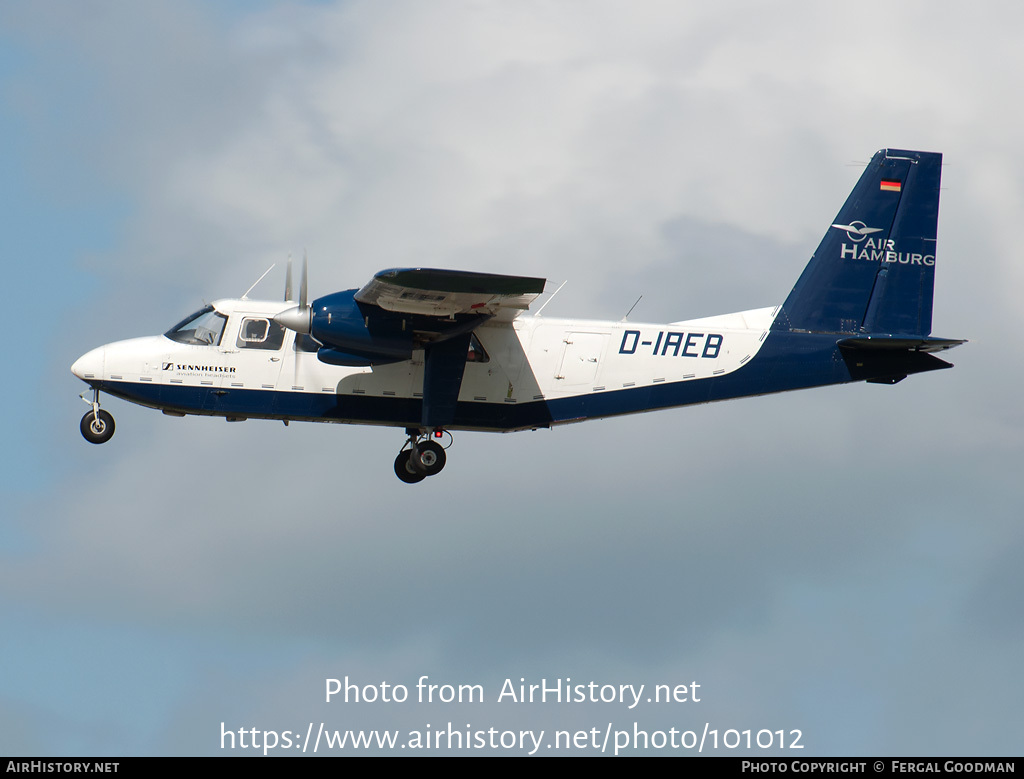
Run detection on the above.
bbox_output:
[394,428,450,484]
[79,389,115,444]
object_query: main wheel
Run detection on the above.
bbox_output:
[394,451,426,483]
[80,409,115,444]
[411,440,447,476]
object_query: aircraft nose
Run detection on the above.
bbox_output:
[71,347,105,381]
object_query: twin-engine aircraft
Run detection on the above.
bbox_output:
[72,149,963,482]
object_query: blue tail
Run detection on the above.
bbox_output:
[774,149,941,337]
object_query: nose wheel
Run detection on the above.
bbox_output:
[79,389,115,444]
[394,429,449,483]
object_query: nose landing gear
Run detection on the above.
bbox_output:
[79,389,115,444]
[394,428,449,483]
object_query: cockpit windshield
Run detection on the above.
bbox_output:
[165,305,228,346]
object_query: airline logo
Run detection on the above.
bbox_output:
[832,221,883,243]
[833,224,934,266]
[832,221,934,265]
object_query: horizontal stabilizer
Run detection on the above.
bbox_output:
[838,338,956,384]
[837,335,966,353]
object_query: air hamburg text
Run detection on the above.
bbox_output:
[840,237,935,266]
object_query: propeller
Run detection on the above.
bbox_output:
[278,252,312,393]
[275,251,311,334]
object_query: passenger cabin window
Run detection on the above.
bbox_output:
[236,317,286,350]
[165,306,228,346]
[467,333,489,363]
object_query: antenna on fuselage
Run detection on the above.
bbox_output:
[241,264,276,300]
[533,280,568,317]
[621,295,642,322]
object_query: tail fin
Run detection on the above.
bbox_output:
[774,149,941,336]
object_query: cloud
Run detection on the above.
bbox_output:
[5,0,1023,755]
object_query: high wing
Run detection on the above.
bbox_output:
[273,265,547,431]
[351,269,546,430]
[355,268,546,320]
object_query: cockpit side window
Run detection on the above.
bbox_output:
[165,305,228,346]
[236,317,286,350]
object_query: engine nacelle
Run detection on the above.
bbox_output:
[310,290,415,364]
[309,290,486,366]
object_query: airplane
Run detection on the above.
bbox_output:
[71,148,964,483]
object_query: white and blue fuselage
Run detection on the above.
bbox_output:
[71,300,779,432]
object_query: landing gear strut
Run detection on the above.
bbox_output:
[394,428,450,483]
[79,389,115,445]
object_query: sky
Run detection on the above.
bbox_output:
[1,0,1021,757]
